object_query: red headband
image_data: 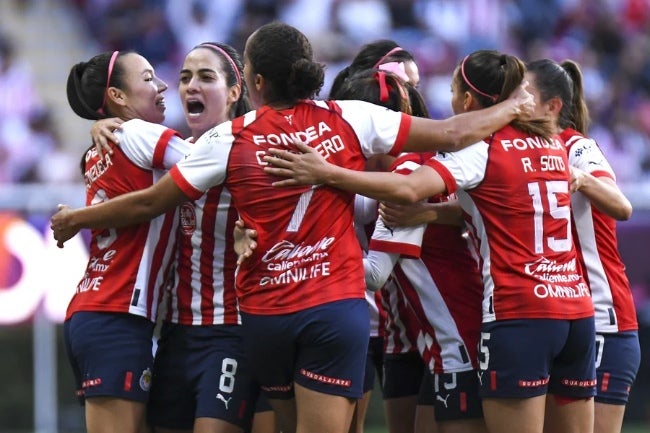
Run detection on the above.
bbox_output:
[98,50,119,115]
[375,71,410,110]
[376,71,390,102]
[374,46,404,69]
[199,43,242,88]
[460,55,498,102]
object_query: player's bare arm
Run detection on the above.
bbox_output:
[51,174,188,248]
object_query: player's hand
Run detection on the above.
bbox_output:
[233,219,258,265]
[379,201,437,227]
[50,204,80,248]
[263,141,330,187]
[570,165,587,193]
[509,81,535,121]
[91,117,123,157]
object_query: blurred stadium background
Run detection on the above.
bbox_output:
[0,0,649,431]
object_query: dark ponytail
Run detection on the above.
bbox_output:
[67,51,128,175]
[526,58,579,133]
[66,51,128,120]
[458,50,553,141]
[333,68,430,118]
[560,59,590,134]
[246,22,324,104]
[330,39,415,98]
[329,65,352,99]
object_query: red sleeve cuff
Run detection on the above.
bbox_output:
[424,159,458,194]
[152,128,181,169]
[387,113,411,157]
[169,166,203,200]
[590,170,614,181]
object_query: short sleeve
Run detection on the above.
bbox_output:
[427,141,489,191]
[170,122,233,198]
[335,100,411,158]
[567,137,615,181]
[116,119,190,170]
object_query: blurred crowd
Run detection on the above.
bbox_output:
[1,0,650,187]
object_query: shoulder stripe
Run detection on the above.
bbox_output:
[153,128,181,169]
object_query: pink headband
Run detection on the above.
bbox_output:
[199,43,242,88]
[98,50,119,115]
[374,46,404,69]
[460,55,498,102]
[377,62,410,82]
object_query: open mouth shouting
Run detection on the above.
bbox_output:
[186,99,205,117]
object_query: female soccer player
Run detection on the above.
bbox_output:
[525,58,638,433]
[52,24,533,433]
[261,49,598,433]
[88,43,267,433]
[329,39,422,433]
[64,50,188,433]
[316,66,488,433]
[330,38,420,97]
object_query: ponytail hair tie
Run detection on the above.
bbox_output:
[376,71,391,102]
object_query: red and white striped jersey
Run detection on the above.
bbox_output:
[164,184,241,325]
[380,277,420,355]
[562,128,637,333]
[368,153,482,373]
[425,125,594,322]
[66,120,187,321]
[170,100,410,315]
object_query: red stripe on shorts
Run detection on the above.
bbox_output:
[490,371,497,391]
[601,372,610,392]
[460,392,467,412]
[124,371,133,392]
[238,400,247,419]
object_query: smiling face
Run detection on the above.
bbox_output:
[111,53,167,123]
[179,47,238,138]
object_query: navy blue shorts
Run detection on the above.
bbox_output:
[478,318,596,399]
[363,336,384,393]
[241,299,369,399]
[417,369,483,421]
[433,370,483,421]
[254,389,273,413]
[64,311,155,404]
[383,351,424,399]
[595,331,640,404]
[418,368,434,405]
[147,323,255,430]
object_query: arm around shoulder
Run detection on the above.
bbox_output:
[404,85,532,153]
[52,174,189,241]
[572,170,632,221]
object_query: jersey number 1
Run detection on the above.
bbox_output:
[286,186,317,232]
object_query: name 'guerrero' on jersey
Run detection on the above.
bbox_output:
[169,100,411,315]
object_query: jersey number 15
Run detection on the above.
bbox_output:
[528,180,571,254]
